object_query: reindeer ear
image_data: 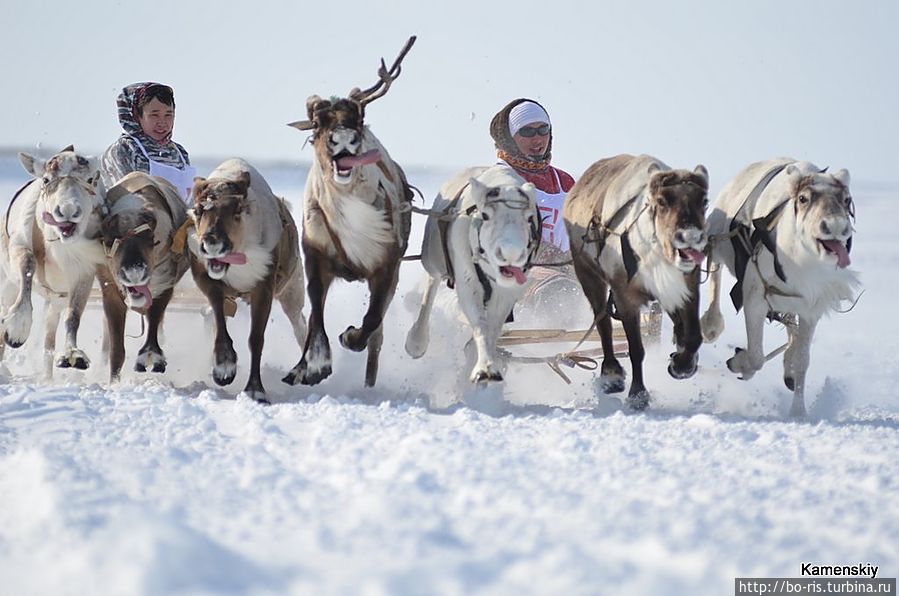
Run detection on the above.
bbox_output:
[61,144,75,152]
[140,209,158,228]
[306,94,325,118]
[520,182,537,204]
[467,178,488,211]
[101,213,120,242]
[235,171,251,194]
[18,152,46,177]
[288,120,315,131]
[190,177,208,202]
[832,168,850,187]
[693,165,709,188]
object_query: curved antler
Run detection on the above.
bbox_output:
[349,36,417,107]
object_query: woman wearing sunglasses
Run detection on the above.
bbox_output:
[100,81,196,200]
[490,98,580,319]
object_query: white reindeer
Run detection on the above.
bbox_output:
[701,159,859,416]
[405,166,539,383]
[0,147,106,374]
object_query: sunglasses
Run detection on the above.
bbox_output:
[517,124,551,138]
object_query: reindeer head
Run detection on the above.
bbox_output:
[189,172,251,280]
[467,178,539,289]
[785,165,854,268]
[19,146,102,243]
[647,165,710,272]
[101,207,159,310]
[288,36,416,187]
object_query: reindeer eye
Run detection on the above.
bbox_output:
[798,194,810,205]
[42,177,49,185]
[481,213,491,222]
[486,188,500,199]
[844,196,852,207]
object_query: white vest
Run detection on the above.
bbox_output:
[129,135,197,201]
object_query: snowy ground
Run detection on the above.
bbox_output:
[1,155,897,595]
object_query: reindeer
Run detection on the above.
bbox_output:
[97,172,191,380]
[188,159,306,402]
[564,154,709,409]
[700,159,859,417]
[0,146,106,374]
[282,36,416,388]
[405,166,540,383]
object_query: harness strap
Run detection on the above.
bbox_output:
[4,179,36,238]
[437,183,469,289]
[726,163,790,312]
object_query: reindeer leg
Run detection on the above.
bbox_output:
[98,266,127,382]
[726,277,767,380]
[284,251,333,386]
[364,326,384,387]
[56,276,92,370]
[574,259,623,393]
[3,247,36,348]
[453,270,502,384]
[136,288,174,374]
[787,315,817,418]
[206,285,236,387]
[348,263,400,386]
[340,263,399,353]
[277,275,307,352]
[700,261,725,342]
[43,298,62,379]
[668,268,701,379]
[243,282,274,402]
[620,306,649,410]
[405,274,440,359]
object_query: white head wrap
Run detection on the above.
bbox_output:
[508,101,551,137]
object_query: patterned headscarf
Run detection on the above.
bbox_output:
[116,81,175,141]
[489,98,554,171]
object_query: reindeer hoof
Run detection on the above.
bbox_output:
[668,351,698,380]
[136,350,166,374]
[213,361,237,386]
[283,360,332,386]
[627,390,650,411]
[339,326,367,352]
[243,386,269,404]
[471,368,503,384]
[784,376,795,391]
[56,350,90,370]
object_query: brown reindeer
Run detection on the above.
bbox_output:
[283,37,415,388]
[97,172,190,380]
[188,159,306,402]
[564,155,709,409]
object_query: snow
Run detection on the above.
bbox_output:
[1,157,898,595]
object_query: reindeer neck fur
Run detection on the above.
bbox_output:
[38,224,105,295]
[307,131,397,273]
[599,189,692,314]
[220,244,274,294]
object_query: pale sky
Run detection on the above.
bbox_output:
[3,0,897,189]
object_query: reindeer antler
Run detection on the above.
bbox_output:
[349,35,417,107]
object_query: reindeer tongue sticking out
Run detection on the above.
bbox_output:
[211,252,248,266]
[680,248,706,266]
[335,149,381,170]
[500,266,528,285]
[128,285,153,307]
[820,239,851,268]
